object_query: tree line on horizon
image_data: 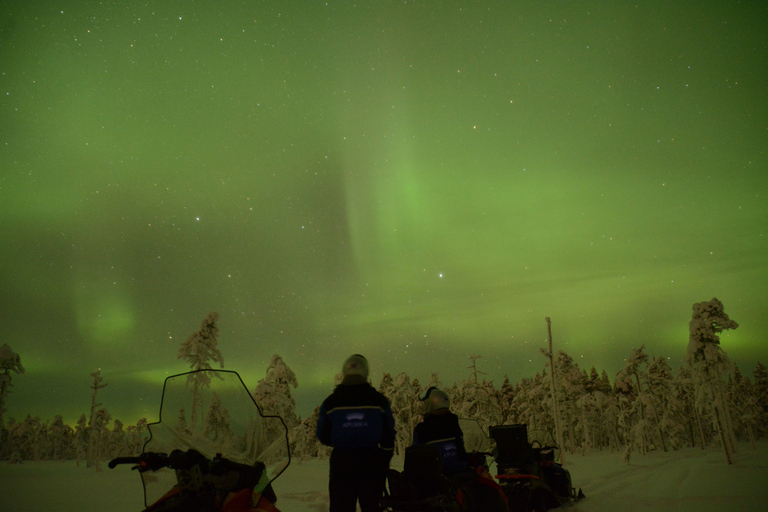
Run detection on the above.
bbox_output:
[1,299,766,466]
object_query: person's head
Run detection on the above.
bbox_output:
[421,387,450,413]
[341,354,369,379]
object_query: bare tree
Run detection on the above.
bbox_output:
[87,370,109,468]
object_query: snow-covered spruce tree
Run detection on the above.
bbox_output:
[253,355,299,431]
[5,416,36,461]
[498,376,518,425]
[574,392,594,456]
[382,372,421,455]
[175,408,194,439]
[647,356,687,451]
[581,366,615,452]
[0,344,25,449]
[593,383,622,452]
[16,417,36,461]
[178,312,224,428]
[126,418,148,455]
[74,413,88,465]
[617,346,668,461]
[728,366,757,449]
[47,415,72,461]
[203,392,234,447]
[685,297,739,464]
[32,416,47,460]
[672,365,709,448]
[378,372,395,398]
[556,351,588,455]
[614,370,640,463]
[249,354,299,464]
[513,373,552,432]
[289,406,330,462]
[103,419,128,459]
[88,408,111,470]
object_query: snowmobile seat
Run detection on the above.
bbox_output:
[489,424,543,477]
[382,445,460,512]
[403,444,454,498]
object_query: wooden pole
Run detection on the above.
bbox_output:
[547,317,566,464]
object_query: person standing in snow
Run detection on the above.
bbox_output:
[316,354,396,512]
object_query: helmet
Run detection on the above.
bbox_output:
[342,354,369,379]
[421,387,450,413]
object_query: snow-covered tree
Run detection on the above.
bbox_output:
[126,418,148,455]
[74,413,88,465]
[382,372,421,454]
[88,408,111,470]
[648,357,686,450]
[87,370,109,468]
[253,355,299,430]
[178,312,224,427]
[685,297,739,464]
[103,419,128,459]
[753,362,768,438]
[289,406,329,462]
[541,319,566,461]
[47,415,72,461]
[378,372,395,399]
[513,372,552,432]
[498,376,518,425]
[727,366,757,449]
[672,365,707,449]
[454,376,502,433]
[0,344,25,442]
[616,346,667,463]
[203,391,234,448]
[10,414,44,461]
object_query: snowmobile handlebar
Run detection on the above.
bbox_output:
[109,449,267,492]
[108,449,210,472]
[108,456,142,469]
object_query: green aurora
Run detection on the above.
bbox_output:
[1,1,766,425]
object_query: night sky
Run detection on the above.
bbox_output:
[1,1,766,426]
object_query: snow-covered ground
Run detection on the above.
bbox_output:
[1,441,766,511]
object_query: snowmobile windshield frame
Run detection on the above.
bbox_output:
[140,369,290,507]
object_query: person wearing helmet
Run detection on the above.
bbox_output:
[413,388,509,511]
[316,354,396,512]
[412,387,468,475]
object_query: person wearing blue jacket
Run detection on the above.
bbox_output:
[316,354,396,512]
[412,387,468,475]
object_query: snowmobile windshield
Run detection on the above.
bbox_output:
[141,369,290,506]
[459,418,495,453]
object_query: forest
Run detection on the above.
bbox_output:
[1,299,766,468]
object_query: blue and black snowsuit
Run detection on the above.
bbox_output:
[316,375,396,512]
[411,410,468,475]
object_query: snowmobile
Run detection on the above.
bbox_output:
[381,421,583,512]
[380,419,508,512]
[109,369,290,512]
[490,424,584,512]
